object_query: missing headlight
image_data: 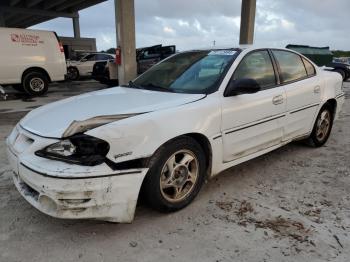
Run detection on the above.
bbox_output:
[35,134,110,166]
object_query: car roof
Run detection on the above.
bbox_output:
[182,46,293,53]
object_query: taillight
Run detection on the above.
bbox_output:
[59,42,64,53]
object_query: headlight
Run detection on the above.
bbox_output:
[347,65,350,70]
[35,135,110,166]
[46,140,76,156]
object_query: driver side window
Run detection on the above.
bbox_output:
[85,54,97,61]
[233,50,276,89]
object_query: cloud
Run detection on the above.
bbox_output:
[31,0,350,51]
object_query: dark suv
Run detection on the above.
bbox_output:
[92,45,176,85]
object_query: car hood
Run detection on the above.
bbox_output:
[20,87,205,138]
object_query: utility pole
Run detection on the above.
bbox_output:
[239,0,256,45]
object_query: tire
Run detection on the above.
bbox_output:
[334,69,345,81]
[143,136,206,212]
[67,67,79,81]
[306,104,334,147]
[22,71,49,96]
[12,84,25,92]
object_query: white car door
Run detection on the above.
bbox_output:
[221,50,286,163]
[78,54,97,76]
[271,50,321,141]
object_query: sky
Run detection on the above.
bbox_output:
[31,0,350,51]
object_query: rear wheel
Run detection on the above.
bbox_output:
[23,71,49,96]
[143,136,206,212]
[307,105,333,147]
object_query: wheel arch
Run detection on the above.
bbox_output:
[146,132,213,175]
[21,67,51,83]
[322,98,337,118]
[183,133,213,177]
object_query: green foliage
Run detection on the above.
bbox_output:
[332,50,350,57]
[100,48,116,54]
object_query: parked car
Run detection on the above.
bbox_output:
[92,45,176,85]
[7,47,344,223]
[0,28,66,96]
[137,45,176,74]
[286,44,350,81]
[92,59,118,86]
[67,53,115,80]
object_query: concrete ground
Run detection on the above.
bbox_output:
[0,81,349,262]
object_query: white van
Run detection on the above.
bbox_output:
[0,28,66,96]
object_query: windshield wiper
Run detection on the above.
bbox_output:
[127,80,144,90]
[142,83,175,93]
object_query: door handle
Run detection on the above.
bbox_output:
[272,95,284,105]
[314,86,321,94]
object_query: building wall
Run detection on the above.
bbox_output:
[59,36,97,59]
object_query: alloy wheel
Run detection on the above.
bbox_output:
[160,149,199,203]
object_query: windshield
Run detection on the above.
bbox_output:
[132,50,238,94]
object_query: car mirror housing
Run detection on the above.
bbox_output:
[224,78,261,97]
[81,58,87,62]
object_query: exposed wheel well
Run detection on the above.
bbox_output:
[182,133,212,177]
[22,67,51,83]
[324,99,337,118]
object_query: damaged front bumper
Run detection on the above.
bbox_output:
[6,125,148,223]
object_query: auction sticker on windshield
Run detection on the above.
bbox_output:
[208,50,237,56]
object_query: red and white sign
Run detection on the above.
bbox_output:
[10,33,44,46]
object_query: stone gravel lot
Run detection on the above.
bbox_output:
[0,81,349,262]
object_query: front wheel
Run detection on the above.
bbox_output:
[307,105,334,147]
[143,136,206,212]
[67,67,79,81]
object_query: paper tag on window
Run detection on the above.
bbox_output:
[208,50,237,56]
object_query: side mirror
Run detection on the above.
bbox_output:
[80,58,87,62]
[224,78,261,97]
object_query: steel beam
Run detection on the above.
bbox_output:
[0,12,5,27]
[17,16,51,28]
[44,0,68,10]
[7,14,35,27]
[26,0,45,8]
[239,0,256,45]
[56,0,106,11]
[0,5,79,18]
[10,0,22,6]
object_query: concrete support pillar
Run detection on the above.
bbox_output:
[0,12,5,27]
[239,0,256,45]
[72,13,80,38]
[114,0,137,85]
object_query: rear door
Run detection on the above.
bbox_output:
[221,50,286,162]
[271,50,321,141]
[78,54,97,75]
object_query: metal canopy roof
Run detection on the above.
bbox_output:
[0,0,107,28]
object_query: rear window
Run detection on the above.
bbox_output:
[302,58,316,76]
[272,50,308,83]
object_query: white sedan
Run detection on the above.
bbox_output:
[7,47,345,223]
